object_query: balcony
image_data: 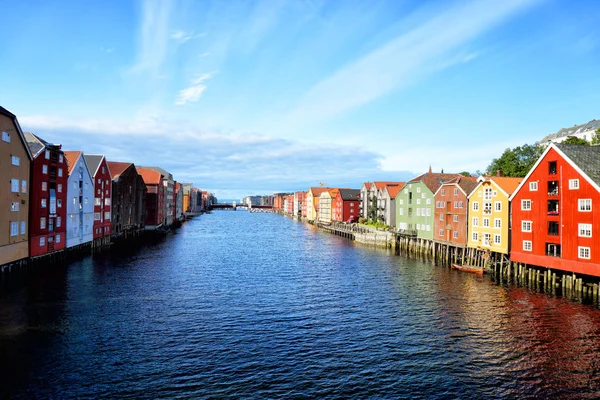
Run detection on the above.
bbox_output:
[549,161,557,175]
[547,200,559,215]
[547,180,559,196]
[546,243,561,258]
[548,221,559,236]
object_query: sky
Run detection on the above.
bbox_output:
[1,0,599,200]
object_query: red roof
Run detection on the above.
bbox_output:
[492,176,523,196]
[385,183,405,199]
[137,167,163,185]
[107,161,133,180]
[373,181,401,190]
[63,151,82,175]
[309,187,328,197]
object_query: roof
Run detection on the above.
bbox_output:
[409,172,464,194]
[373,181,401,190]
[0,106,34,161]
[107,161,133,180]
[440,176,478,196]
[309,187,328,197]
[137,166,172,180]
[384,183,405,199]
[137,167,163,185]
[23,132,50,158]
[83,154,104,177]
[63,151,82,175]
[556,143,600,187]
[338,189,361,201]
[490,176,522,196]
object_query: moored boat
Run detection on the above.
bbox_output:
[451,263,484,275]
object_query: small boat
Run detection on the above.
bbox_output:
[451,263,484,275]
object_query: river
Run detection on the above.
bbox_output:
[1,211,600,398]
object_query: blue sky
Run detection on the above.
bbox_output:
[2,0,599,200]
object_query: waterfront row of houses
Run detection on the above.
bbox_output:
[1,105,216,269]
[266,144,600,279]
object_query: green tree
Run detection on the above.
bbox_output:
[459,171,472,177]
[368,195,377,222]
[485,143,544,178]
[592,128,600,146]
[562,135,589,145]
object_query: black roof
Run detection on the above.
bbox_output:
[556,144,600,187]
[339,189,360,200]
[83,155,104,176]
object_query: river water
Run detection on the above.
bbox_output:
[1,211,600,399]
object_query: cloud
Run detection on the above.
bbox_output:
[175,72,217,105]
[100,46,114,53]
[283,0,542,124]
[170,30,207,44]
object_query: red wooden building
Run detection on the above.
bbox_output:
[137,167,165,229]
[510,143,600,277]
[84,155,112,247]
[24,132,68,257]
[332,189,361,222]
[284,194,294,214]
[433,176,478,247]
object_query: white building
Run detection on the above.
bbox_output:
[540,119,600,145]
[64,151,94,248]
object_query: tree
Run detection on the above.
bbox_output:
[592,128,600,146]
[562,135,589,146]
[459,171,472,177]
[368,195,377,222]
[485,143,544,178]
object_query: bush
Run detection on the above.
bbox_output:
[358,217,367,224]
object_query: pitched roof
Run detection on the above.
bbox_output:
[107,161,133,180]
[373,181,401,190]
[63,151,82,175]
[556,143,600,187]
[137,167,163,185]
[23,131,49,158]
[409,172,464,193]
[490,176,522,196]
[137,165,172,180]
[385,183,405,199]
[339,188,361,201]
[83,154,104,177]
[309,187,328,197]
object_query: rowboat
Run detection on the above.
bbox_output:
[451,263,484,275]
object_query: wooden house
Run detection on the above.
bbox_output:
[24,132,68,257]
[107,162,147,238]
[63,151,94,248]
[510,144,600,277]
[84,155,112,247]
[137,167,165,230]
[0,106,32,266]
[433,176,478,248]
[332,189,361,222]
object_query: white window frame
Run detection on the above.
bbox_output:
[453,231,458,238]
[483,218,490,227]
[578,199,592,212]
[578,246,591,259]
[494,201,502,212]
[578,223,592,237]
[439,229,444,237]
[10,221,18,237]
[10,178,19,192]
[11,155,20,166]
[494,218,501,228]
[494,234,501,245]
[523,240,532,251]
[472,217,479,227]
[42,164,48,174]
[529,181,538,191]
[453,215,459,222]
[472,202,479,211]
[522,220,532,232]
[40,217,46,229]
[472,231,479,241]
[569,179,579,190]
[521,199,532,210]
[20,221,26,235]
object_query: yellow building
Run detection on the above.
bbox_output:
[0,106,33,266]
[467,176,522,254]
[318,189,339,224]
[306,187,327,221]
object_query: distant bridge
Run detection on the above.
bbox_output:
[209,203,272,211]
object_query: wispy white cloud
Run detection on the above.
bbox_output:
[170,30,207,44]
[283,0,543,125]
[175,72,217,105]
[100,46,114,53]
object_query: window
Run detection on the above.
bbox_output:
[453,231,458,239]
[529,182,538,191]
[453,201,458,208]
[549,161,557,175]
[579,223,592,237]
[579,247,591,259]
[472,232,479,241]
[56,217,61,227]
[399,199,404,205]
[40,217,46,229]
[483,218,490,227]
[494,234,501,245]
[417,187,421,193]
[58,168,63,177]
[548,221,559,236]
[40,237,45,246]
[57,199,62,208]
[417,224,420,230]
[473,217,479,226]
[439,213,444,221]
[10,202,19,212]
[94,198,101,206]
[426,198,431,205]
[416,208,420,216]
[454,188,458,196]
[478,191,482,198]
[521,200,531,210]
[494,202,501,212]
[42,182,47,191]
[58,184,62,193]
[42,164,48,174]
[416,199,421,205]
[41,198,47,208]
[569,179,580,190]
[94,212,101,221]
[56,234,61,244]
[11,155,20,166]
[59,154,63,163]
[10,178,19,192]
[2,131,10,142]
[102,166,105,174]
[472,202,479,211]
[105,198,111,206]
[21,180,27,193]
[522,221,532,232]
[453,215,458,222]
[523,240,532,251]
[483,233,491,246]
[483,202,492,214]
[399,208,403,215]
[494,218,501,228]
[484,188,492,200]
[439,229,444,237]
[441,189,446,196]
[20,221,26,235]
[73,197,76,205]
[426,225,430,231]
[579,199,592,212]
[10,222,18,237]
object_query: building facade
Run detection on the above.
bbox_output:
[107,162,147,238]
[510,144,600,276]
[433,176,478,248]
[137,167,165,229]
[332,189,360,222]
[64,151,94,248]
[1,107,32,266]
[84,155,112,247]
[24,132,68,257]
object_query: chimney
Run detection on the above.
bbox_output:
[496,170,504,177]
[428,165,432,173]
